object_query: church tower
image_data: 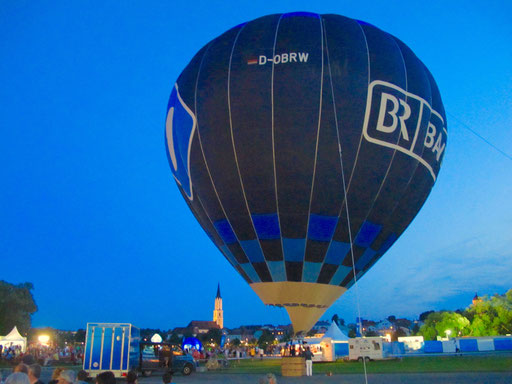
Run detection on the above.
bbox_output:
[213,283,223,329]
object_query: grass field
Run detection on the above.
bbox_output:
[2,355,510,376]
[216,355,512,374]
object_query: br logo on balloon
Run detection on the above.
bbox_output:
[363,81,447,180]
[165,12,447,334]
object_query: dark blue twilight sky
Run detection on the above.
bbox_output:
[1,1,511,331]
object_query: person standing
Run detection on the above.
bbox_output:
[13,364,29,374]
[28,365,44,384]
[304,347,313,377]
[258,373,277,384]
[162,372,174,384]
[125,371,137,384]
[76,371,89,384]
[48,368,63,384]
[95,372,115,384]
[5,373,30,384]
[57,371,75,384]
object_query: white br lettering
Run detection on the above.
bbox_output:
[432,131,446,161]
[424,123,436,148]
[376,92,411,141]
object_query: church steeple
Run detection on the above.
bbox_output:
[213,283,223,329]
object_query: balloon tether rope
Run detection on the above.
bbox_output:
[338,145,369,384]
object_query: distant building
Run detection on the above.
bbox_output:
[311,320,330,334]
[172,285,223,337]
[473,293,483,306]
[187,320,220,335]
[172,321,220,337]
[213,283,223,329]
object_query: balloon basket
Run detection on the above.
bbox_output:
[281,356,305,377]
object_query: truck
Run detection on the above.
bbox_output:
[83,323,195,378]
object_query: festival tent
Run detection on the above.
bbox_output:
[150,333,163,343]
[322,322,350,359]
[0,326,27,352]
[303,322,350,361]
[323,321,349,341]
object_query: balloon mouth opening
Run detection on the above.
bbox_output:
[250,282,346,334]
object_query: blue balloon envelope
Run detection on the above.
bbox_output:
[165,12,447,333]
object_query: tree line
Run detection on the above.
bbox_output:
[418,289,512,340]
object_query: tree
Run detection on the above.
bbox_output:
[58,330,76,345]
[419,311,470,340]
[419,312,443,340]
[75,329,86,343]
[168,333,182,345]
[387,315,396,323]
[330,314,345,326]
[0,281,37,334]
[257,330,275,349]
[465,290,512,336]
[200,328,222,345]
[419,310,434,322]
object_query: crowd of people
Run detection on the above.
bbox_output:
[0,344,83,367]
[0,343,313,383]
[0,361,186,384]
[0,364,176,384]
[0,346,24,362]
[186,345,281,361]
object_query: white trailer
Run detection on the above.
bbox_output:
[348,337,388,361]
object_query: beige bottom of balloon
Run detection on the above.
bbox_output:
[250,282,346,334]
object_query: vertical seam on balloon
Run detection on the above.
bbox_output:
[387,61,433,223]
[319,18,346,286]
[321,22,367,364]
[356,36,409,260]
[301,15,325,282]
[343,22,370,196]
[334,26,369,380]
[408,52,424,151]
[271,15,286,270]
[226,23,270,280]
[368,38,409,204]
[193,39,252,282]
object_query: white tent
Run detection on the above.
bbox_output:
[303,322,350,361]
[323,321,349,341]
[150,333,163,343]
[0,326,27,352]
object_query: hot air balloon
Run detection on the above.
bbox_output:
[165,12,447,334]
